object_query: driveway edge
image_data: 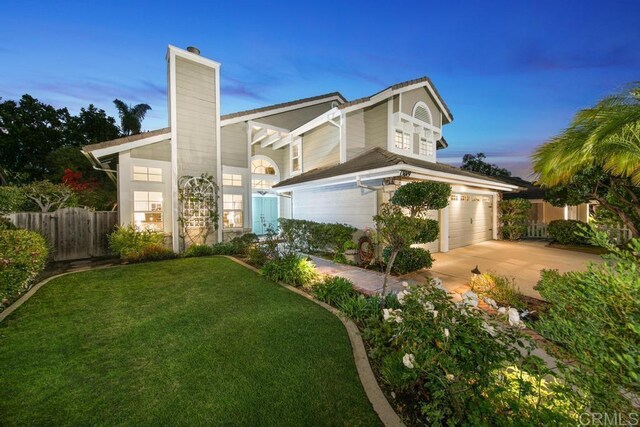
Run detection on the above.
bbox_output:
[224,256,404,427]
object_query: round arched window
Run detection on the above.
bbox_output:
[251,158,277,175]
[412,102,433,125]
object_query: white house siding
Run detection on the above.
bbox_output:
[292,183,377,230]
[364,101,388,151]
[345,110,366,160]
[258,101,336,130]
[301,122,340,171]
[221,122,247,168]
[130,140,171,161]
[400,87,443,128]
[174,56,218,179]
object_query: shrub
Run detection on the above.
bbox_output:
[0,217,17,230]
[228,233,258,256]
[0,229,49,309]
[0,186,26,214]
[336,294,384,323]
[123,243,176,263]
[312,276,357,305]
[209,242,236,255]
[470,272,525,309]
[108,225,165,261]
[261,253,319,287]
[382,246,433,275]
[535,231,640,413]
[279,218,356,255]
[248,246,269,268]
[499,198,531,240]
[365,283,581,425]
[183,244,215,257]
[547,219,589,245]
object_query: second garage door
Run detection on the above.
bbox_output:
[448,193,493,250]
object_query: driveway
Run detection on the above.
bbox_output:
[405,240,602,300]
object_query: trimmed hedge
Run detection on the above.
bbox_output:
[279,218,356,254]
[547,220,589,245]
[382,246,433,275]
[0,229,49,309]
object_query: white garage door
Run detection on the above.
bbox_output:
[448,193,493,250]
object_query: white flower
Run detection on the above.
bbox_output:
[508,307,523,327]
[383,308,392,321]
[423,301,434,312]
[432,310,438,319]
[482,321,497,336]
[402,353,415,369]
[462,290,479,307]
[444,328,450,338]
[446,374,455,382]
[497,307,507,315]
[396,290,408,305]
[402,281,409,288]
[383,308,403,323]
[431,277,445,290]
[483,297,498,309]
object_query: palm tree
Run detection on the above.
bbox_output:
[112,99,152,136]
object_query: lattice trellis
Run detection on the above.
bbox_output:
[178,174,219,245]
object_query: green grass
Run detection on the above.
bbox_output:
[0,257,380,426]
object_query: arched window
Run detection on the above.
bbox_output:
[251,156,280,190]
[251,158,277,175]
[412,101,433,126]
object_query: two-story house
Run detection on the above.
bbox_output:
[83,45,519,253]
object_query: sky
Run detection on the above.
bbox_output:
[1,0,639,178]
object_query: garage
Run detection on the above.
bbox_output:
[448,193,493,249]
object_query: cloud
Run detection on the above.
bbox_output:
[221,76,267,101]
[512,43,639,72]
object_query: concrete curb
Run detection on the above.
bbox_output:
[225,256,404,427]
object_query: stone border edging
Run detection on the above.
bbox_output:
[224,256,404,427]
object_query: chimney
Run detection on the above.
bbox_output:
[186,46,200,55]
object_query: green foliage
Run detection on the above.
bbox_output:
[228,233,258,256]
[122,244,176,263]
[499,198,531,240]
[382,246,433,274]
[0,186,26,214]
[461,152,512,178]
[22,180,78,212]
[183,244,215,257]
[209,242,236,255]
[365,284,581,425]
[547,219,589,245]
[0,217,17,230]
[343,240,357,251]
[0,229,49,309]
[535,231,640,413]
[112,99,152,136]
[470,272,525,309]
[312,276,357,306]
[261,253,319,287]
[108,225,165,262]
[414,218,439,244]
[390,181,452,216]
[278,218,356,255]
[248,246,269,268]
[335,294,385,323]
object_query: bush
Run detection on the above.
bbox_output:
[209,242,236,255]
[470,272,525,309]
[365,283,581,425]
[312,276,357,305]
[108,225,166,261]
[499,198,531,240]
[228,233,258,256]
[535,231,640,413]
[123,243,176,263]
[382,246,433,275]
[183,244,215,257]
[0,217,17,230]
[547,219,589,245]
[248,246,269,268]
[0,229,49,309]
[336,294,385,323]
[261,253,319,287]
[0,186,26,214]
[279,218,356,255]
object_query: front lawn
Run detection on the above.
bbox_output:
[0,257,380,426]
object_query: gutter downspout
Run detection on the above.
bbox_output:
[356,177,382,191]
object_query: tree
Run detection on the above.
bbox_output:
[375,181,451,298]
[461,153,512,178]
[499,199,532,240]
[533,83,640,236]
[113,99,152,136]
[23,181,77,212]
[68,104,120,145]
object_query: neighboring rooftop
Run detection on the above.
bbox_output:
[498,176,546,199]
[273,147,517,189]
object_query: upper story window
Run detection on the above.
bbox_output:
[251,159,277,175]
[290,138,302,175]
[133,165,162,182]
[394,130,410,151]
[223,173,242,187]
[412,102,433,126]
[419,137,434,157]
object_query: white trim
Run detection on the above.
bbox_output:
[86,132,171,158]
[289,137,302,175]
[271,107,342,150]
[492,194,499,240]
[339,112,346,163]
[411,101,433,126]
[168,48,179,252]
[251,154,281,178]
[166,45,221,69]
[215,63,222,242]
[220,95,345,126]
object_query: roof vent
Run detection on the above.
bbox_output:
[186,46,201,55]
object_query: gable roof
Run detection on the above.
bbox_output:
[338,76,453,123]
[83,127,171,153]
[497,176,546,200]
[273,147,518,190]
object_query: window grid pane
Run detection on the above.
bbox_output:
[223,173,242,186]
[133,191,163,231]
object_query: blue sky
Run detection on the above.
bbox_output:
[1,0,638,178]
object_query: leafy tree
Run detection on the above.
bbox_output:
[533,83,640,236]
[499,198,532,240]
[0,186,26,214]
[461,152,512,178]
[23,181,77,212]
[68,104,120,145]
[113,99,152,136]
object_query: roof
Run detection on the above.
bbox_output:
[273,147,514,189]
[338,76,453,122]
[498,176,546,200]
[83,127,171,153]
[220,92,347,121]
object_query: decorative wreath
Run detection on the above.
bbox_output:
[357,235,375,263]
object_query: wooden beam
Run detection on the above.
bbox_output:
[251,128,268,145]
[261,132,283,148]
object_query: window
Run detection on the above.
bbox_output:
[394,130,410,151]
[290,139,302,174]
[133,191,163,231]
[252,179,272,190]
[412,102,433,126]
[223,194,243,228]
[133,166,162,182]
[251,159,276,175]
[223,173,242,186]
[419,137,434,157]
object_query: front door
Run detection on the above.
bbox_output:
[252,196,278,235]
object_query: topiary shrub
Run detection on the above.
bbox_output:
[0,229,49,309]
[278,218,356,255]
[312,276,357,306]
[183,244,215,257]
[261,253,319,287]
[382,246,433,275]
[547,219,589,245]
[499,198,531,240]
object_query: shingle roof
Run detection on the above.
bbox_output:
[220,92,347,121]
[498,176,546,199]
[338,76,453,121]
[273,147,512,189]
[83,127,171,153]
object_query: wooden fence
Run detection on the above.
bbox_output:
[8,208,118,261]
[525,221,633,244]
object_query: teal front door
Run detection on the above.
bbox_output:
[252,196,278,235]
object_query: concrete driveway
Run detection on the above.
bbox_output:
[411,240,602,300]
